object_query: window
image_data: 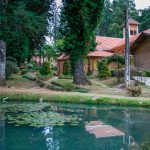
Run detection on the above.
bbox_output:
[130,30,137,35]
[134,30,137,35]
[130,30,134,35]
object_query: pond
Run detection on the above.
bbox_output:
[0,101,150,150]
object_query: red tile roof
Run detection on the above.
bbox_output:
[57,51,113,61]
[88,50,113,57]
[57,54,69,61]
[57,29,150,60]
[129,18,140,25]
[96,36,123,51]
[143,29,150,35]
[112,29,150,53]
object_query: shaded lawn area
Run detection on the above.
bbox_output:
[6,74,37,89]
[1,74,150,100]
[51,77,150,98]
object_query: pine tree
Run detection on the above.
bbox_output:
[136,7,150,32]
[97,0,138,37]
[60,0,104,85]
[0,0,52,64]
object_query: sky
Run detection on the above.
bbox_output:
[135,0,150,9]
[56,0,150,9]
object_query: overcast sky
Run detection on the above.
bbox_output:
[135,0,150,9]
[56,0,150,9]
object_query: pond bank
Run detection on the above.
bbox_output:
[1,87,150,109]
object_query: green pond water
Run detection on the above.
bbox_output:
[0,101,150,150]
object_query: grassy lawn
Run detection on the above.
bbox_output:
[6,74,37,88]
[1,91,150,109]
[1,74,150,106]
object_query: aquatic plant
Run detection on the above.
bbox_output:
[1,103,82,127]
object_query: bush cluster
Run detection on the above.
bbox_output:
[21,69,29,75]
[22,73,36,81]
[126,86,142,97]
[98,59,111,79]
[6,57,19,79]
[145,71,150,77]
[39,62,51,76]
[51,80,89,93]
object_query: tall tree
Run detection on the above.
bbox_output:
[96,0,112,36]
[97,0,138,37]
[0,0,52,64]
[60,0,104,85]
[136,7,150,32]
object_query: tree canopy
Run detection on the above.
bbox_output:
[0,0,52,64]
[97,0,149,37]
[60,0,104,85]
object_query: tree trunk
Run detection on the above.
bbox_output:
[0,40,6,86]
[73,59,91,85]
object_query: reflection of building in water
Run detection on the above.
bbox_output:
[0,109,5,150]
[85,121,125,138]
[84,107,98,120]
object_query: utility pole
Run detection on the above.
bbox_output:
[125,0,131,88]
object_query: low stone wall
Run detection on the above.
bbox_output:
[133,76,150,86]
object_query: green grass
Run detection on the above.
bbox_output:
[1,92,150,109]
[6,74,36,88]
[0,92,92,104]
[50,79,89,93]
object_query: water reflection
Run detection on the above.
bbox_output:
[1,103,150,150]
[0,106,5,150]
[43,127,59,150]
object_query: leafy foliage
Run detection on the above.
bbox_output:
[51,79,89,93]
[39,62,51,76]
[60,0,104,84]
[136,7,150,32]
[145,71,150,77]
[97,0,138,37]
[107,54,125,65]
[98,59,111,79]
[0,0,52,64]
[6,57,19,79]
[21,69,29,75]
[63,60,71,75]
[127,86,142,97]
[2,103,82,127]
[22,72,36,81]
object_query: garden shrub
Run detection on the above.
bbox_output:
[39,62,51,76]
[59,74,73,79]
[98,59,111,79]
[47,84,63,91]
[62,82,75,91]
[51,80,88,92]
[21,69,28,75]
[6,56,17,64]
[110,70,115,77]
[145,71,150,77]
[22,73,36,81]
[63,60,71,75]
[74,88,89,93]
[136,70,145,76]
[37,72,52,81]
[6,57,19,79]
[126,86,142,97]
[36,80,46,87]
